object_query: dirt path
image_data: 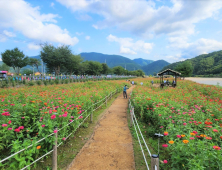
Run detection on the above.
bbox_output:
[67,86,135,170]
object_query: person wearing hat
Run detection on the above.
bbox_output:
[123,85,128,98]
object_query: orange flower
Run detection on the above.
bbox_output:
[36,146,41,149]
[168,140,174,144]
[190,133,195,136]
[183,140,189,144]
[181,134,186,137]
[44,103,47,106]
[200,134,206,137]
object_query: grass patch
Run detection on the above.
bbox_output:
[33,92,120,170]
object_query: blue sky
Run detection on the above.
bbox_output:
[0,0,222,63]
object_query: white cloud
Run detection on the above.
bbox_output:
[85,36,90,40]
[107,34,153,55]
[169,37,222,58]
[57,0,222,37]
[0,0,79,46]
[51,2,55,7]
[3,30,16,37]
[28,43,41,50]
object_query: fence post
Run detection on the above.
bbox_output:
[52,127,58,170]
[90,107,93,122]
[151,154,159,170]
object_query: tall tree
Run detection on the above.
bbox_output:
[113,66,125,75]
[85,61,103,75]
[1,47,29,75]
[101,63,109,74]
[175,61,193,77]
[66,54,83,75]
[40,44,72,75]
[29,58,41,74]
[0,63,10,72]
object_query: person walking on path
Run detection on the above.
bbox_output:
[123,85,128,98]
[131,81,134,86]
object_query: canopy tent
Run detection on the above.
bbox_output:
[157,69,181,87]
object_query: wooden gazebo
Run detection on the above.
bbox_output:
[157,69,181,88]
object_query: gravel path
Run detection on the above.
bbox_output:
[67,87,135,170]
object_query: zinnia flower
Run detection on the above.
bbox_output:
[2,124,7,127]
[164,132,168,136]
[168,141,174,144]
[181,134,185,137]
[190,133,195,136]
[54,130,58,133]
[163,160,168,164]
[213,129,218,132]
[213,146,221,150]
[183,140,189,144]
[36,146,41,149]
[51,115,56,119]
[177,135,181,138]
[8,128,12,130]
[162,144,168,148]
[41,125,45,127]
[62,137,66,141]
[189,137,194,140]
[8,120,11,124]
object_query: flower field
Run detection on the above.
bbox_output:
[0,80,125,169]
[131,80,222,169]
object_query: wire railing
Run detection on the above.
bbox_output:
[0,88,119,170]
[128,90,159,170]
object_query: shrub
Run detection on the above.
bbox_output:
[28,81,35,86]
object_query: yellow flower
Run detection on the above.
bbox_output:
[183,140,189,144]
[168,140,174,144]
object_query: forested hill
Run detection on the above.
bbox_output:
[80,52,142,71]
[133,58,153,66]
[161,50,222,75]
[142,60,170,75]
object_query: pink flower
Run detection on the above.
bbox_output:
[62,137,66,141]
[183,123,187,126]
[164,132,168,136]
[69,120,73,122]
[71,116,74,118]
[19,126,24,130]
[8,120,11,124]
[213,146,221,150]
[177,135,181,138]
[21,117,25,119]
[163,160,168,164]
[8,128,12,130]
[213,129,218,132]
[59,115,62,117]
[62,114,67,117]
[169,116,172,118]
[193,131,198,134]
[162,144,168,148]
[51,115,56,119]
[14,128,20,132]
[79,116,83,119]
[41,125,45,127]
[2,124,7,127]
[190,137,195,140]
[160,126,163,128]
[54,130,58,133]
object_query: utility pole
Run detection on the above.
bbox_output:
[125,64,126,70]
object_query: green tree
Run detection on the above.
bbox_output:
[0,63,10,71]
[66,54,83,75]
[85,61,103,75]
[22,69,33,75]
[29,58,41,74]
[101,63,109,74]
[1,47,29,75]
[77,62,89,75]
[113,66,125,75]
[40,43,72,75]
[175,61,193,77]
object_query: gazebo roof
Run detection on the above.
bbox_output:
[157,69,181,76]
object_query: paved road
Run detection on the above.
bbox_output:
[186,78,222,86]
